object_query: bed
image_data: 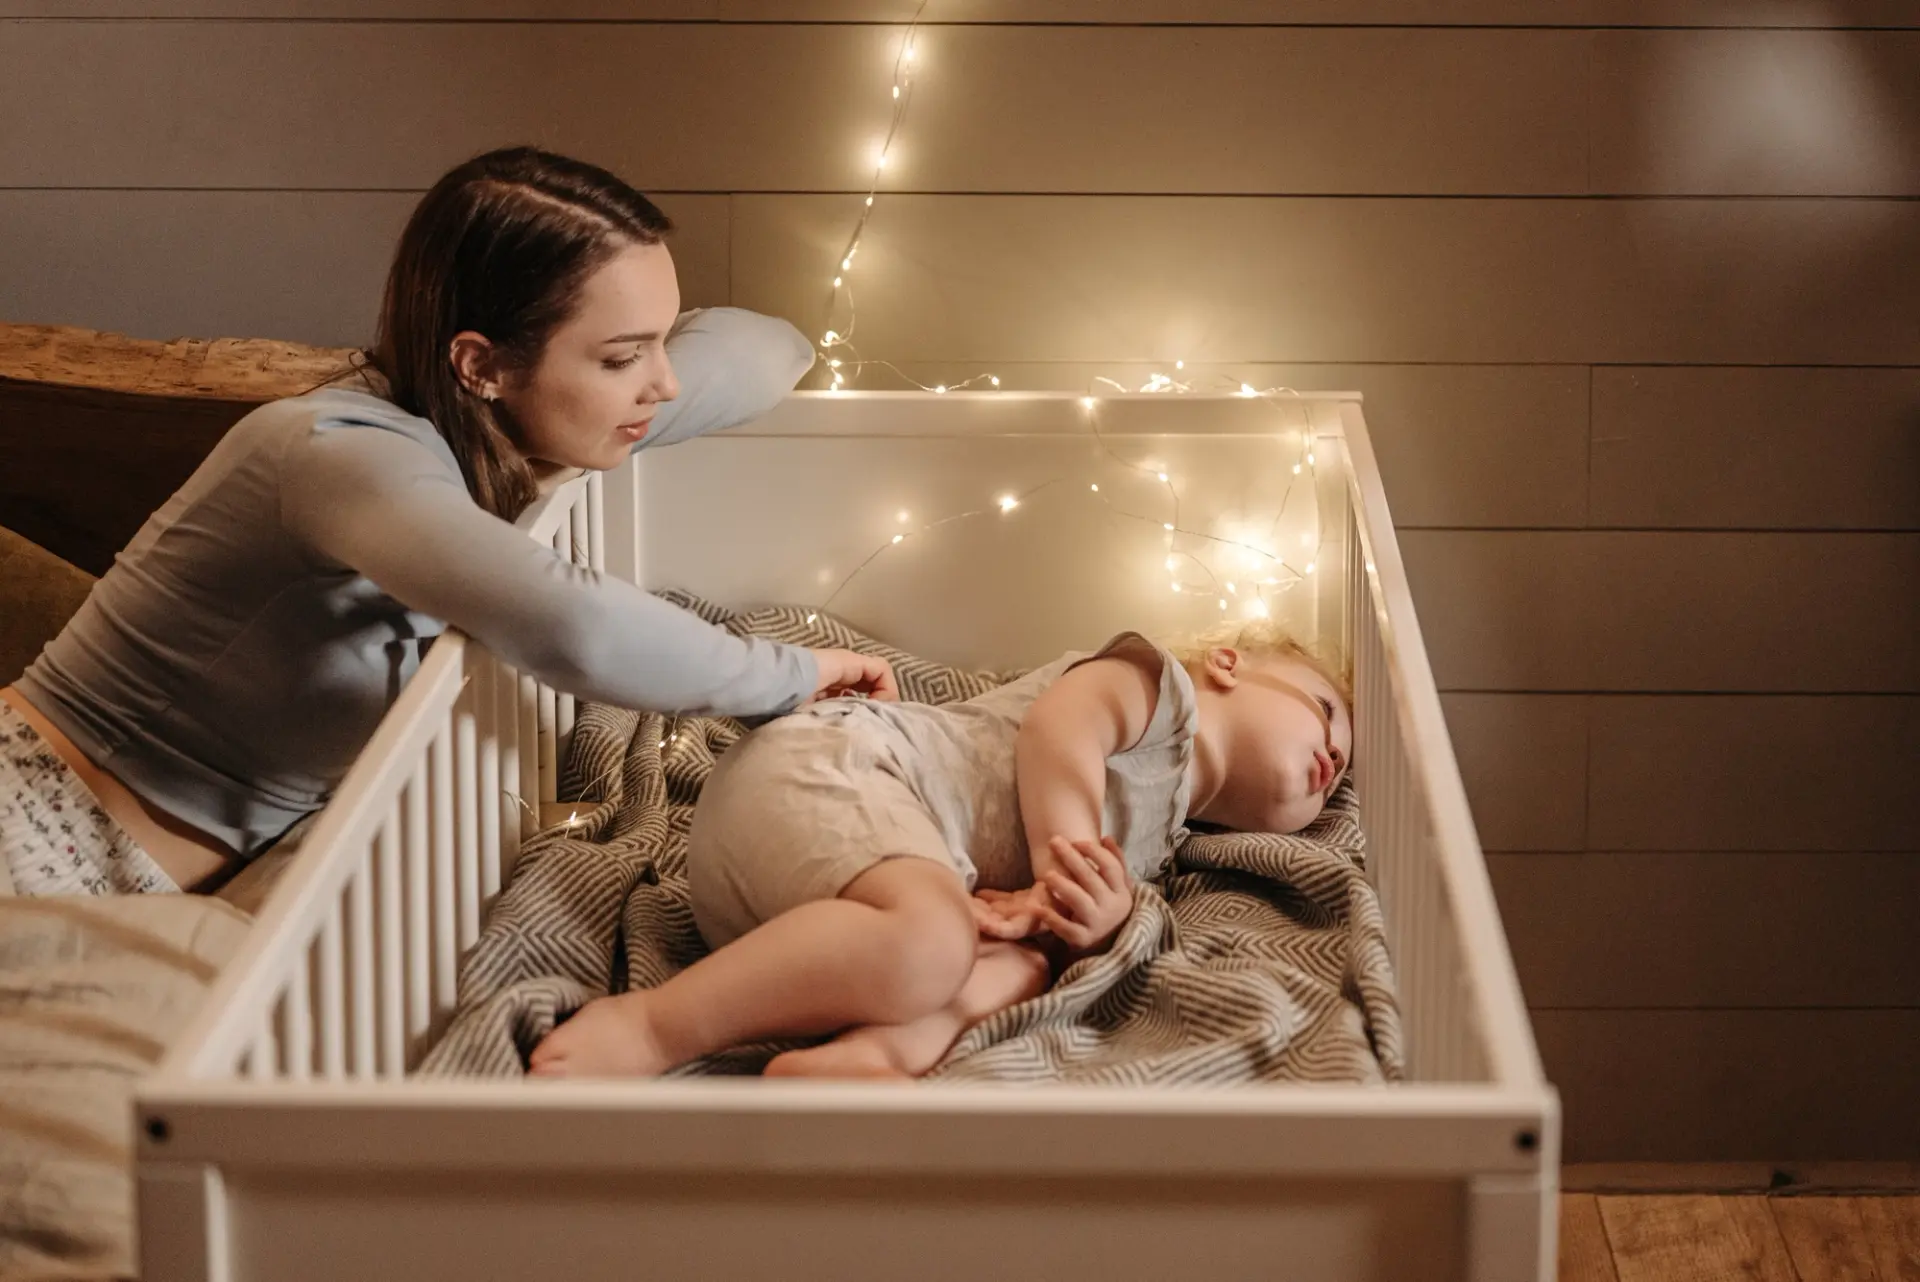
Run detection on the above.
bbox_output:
[134,390,1559,1282]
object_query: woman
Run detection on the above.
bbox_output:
[0,146,894,897]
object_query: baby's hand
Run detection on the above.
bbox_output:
[970,885,1051,941]
[1036,836,1133,955]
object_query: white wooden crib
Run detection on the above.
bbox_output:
[135,391,1559,1282]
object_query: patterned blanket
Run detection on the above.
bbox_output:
[422,597,1402,1084]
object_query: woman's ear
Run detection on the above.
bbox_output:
[449,331,504,401]
[1203,646,1242,690]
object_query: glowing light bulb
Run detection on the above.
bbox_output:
[1366,561,1376,573]
[841,257,853,270]
[892,534,904,544]
[1175,360,1185,370]
[1239,383,1257,397]
[1292,464,1303,475]
[935,385,947,394]
[876,151,889,170]
[1218,598,1227,610]
[892,85,901,99]
[989,376,1000,387]
[1250,599,1270,618]
[1307,452,1316,466]
[903,40,916,61]
[1165,557,1177,571]
[658,740,667,748]
[1305,562,1317,575]
[1171,583,1182,593]
[1080,396,1096,409]
[1089,483,1099,492]
[1156,472,1168,482]
[998,495,1019,512]
[807,613,819,623]
[1226,582,1237,594]
[865,196,874,207]
[833,275,843,288]
[828,359,842,368]
[565,809,580,827]
[1260,576,1278,585]
[897,509,909,522]
[824,330,839,343]
[1163,522,1174,531]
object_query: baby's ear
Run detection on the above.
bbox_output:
[1203,646,1241,689]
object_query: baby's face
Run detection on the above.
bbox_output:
[1196,653,1353,835]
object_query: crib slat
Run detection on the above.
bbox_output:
[405,758,431,1054]
[496,658,522,880]
[249,1018,274,1082]
[518,672,539,837]
[586,470,606,574]
[348,846,376,1079]
[571,488,590,569]
[319,901,346,1080]
[475,654,502,904]
[538,683,558,805]
[377,806,404,1080]
[283,950,312,1082]
[454,666,480,951]
[431,718,458,1015]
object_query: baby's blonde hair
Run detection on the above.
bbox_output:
[1164,619,1354,714]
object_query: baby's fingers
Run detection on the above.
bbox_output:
[1092,838,1130,892]
[1044,871,1098,924]
[1037,905,1091,950]
[1053,837,1108,896]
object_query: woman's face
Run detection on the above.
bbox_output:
[499,240,683,473]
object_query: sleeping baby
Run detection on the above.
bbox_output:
[530,620,1353,1079]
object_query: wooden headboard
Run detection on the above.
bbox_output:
[0,323,352,575]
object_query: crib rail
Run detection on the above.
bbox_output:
[1332,402,1542,1089]
[160,473,603,1082]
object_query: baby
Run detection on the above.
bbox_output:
[531,621,1353,1079]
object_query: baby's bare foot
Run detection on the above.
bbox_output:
[764,1035,913,1080]
[528,993,673,1078]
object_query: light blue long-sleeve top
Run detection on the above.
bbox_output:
[18,308,818,857]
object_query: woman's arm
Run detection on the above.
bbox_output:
[281,420,818,718]
[638,308,815,452]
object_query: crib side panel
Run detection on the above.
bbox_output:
[1335,401,1543,1092]
[192,1170,1470,1282]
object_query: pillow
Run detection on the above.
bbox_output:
[0,895,251,1279]
[0,525,94,687]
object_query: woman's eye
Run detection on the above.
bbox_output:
[1317,696,1335,717]
[603,353,641,371]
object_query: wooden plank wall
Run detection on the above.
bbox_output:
[2,2,1916,1160]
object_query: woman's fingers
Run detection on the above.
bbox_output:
[1091,838,1130,892]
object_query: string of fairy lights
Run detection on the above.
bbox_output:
[533,5,1335,830]
[798,7,1327,630]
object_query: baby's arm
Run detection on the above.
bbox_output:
[996,653,1161,951]
[1016,654,1160,859]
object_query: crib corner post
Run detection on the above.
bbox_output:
[1464,1167,1558,1282]
[137,1160,232,1282]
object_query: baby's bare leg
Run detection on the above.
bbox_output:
[765,939,1051,1079]
[529,858,975,1078]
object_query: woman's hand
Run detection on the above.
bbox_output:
[806,648,899,703]
[1034,836,1132,954]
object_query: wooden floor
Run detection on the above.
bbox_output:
[1561,1195,1920,1281]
